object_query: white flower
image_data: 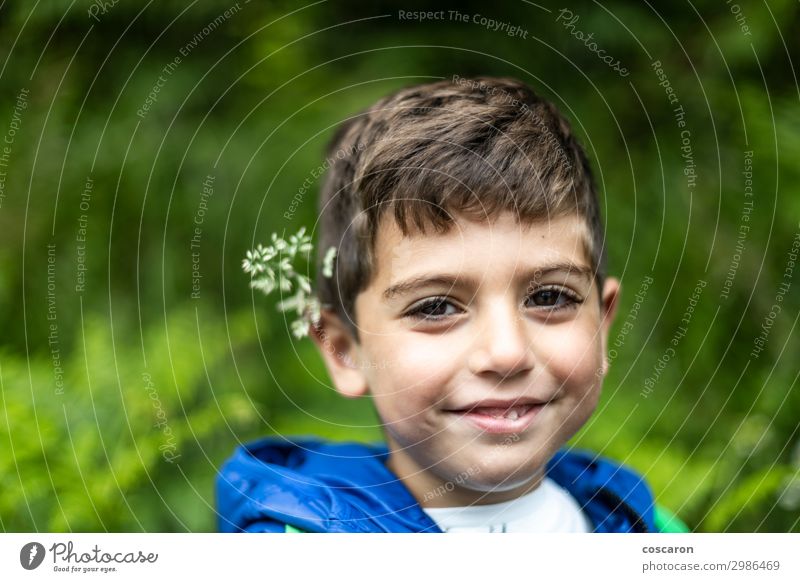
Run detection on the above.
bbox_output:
[291,319,310,339]
[297,275,311,294]
[322,246,337,278]
[277,290,304,314]
[250,277,276,295]
[307,297,322,327]
[244,227,338,340]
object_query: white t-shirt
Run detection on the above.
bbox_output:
[421,477,593,533]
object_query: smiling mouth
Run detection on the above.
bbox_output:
[445,402,546,434]
[457,404,534,420]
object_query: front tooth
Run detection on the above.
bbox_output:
[505,409,519,420]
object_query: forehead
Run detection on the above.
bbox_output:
[371,210,594,285]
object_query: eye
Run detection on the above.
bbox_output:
[404,297,461,321]
[526,286,583,310]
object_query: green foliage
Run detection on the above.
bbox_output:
[0,306,261,531]
[1,0,798,531]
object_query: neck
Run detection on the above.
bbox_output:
[384,437,546,508]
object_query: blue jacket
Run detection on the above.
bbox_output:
[216,436,665,533]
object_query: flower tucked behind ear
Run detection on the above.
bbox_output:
[242,227,336,339]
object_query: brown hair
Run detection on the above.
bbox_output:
[315,75,605,342]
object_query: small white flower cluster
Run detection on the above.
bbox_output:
[242,227,337,339]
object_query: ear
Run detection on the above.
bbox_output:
[599,277,621,377]
[309,308,369,398]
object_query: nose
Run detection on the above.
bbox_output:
[467,301,535,380]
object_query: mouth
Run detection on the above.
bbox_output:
[444,399,548,434]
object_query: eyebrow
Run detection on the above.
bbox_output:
[382,262,595,301]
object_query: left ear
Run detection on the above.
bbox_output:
[308,308,369,399]
[599,277,621,376]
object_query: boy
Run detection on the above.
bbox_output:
[216,76,688,533]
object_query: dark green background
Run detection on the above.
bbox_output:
[1,0,798,532]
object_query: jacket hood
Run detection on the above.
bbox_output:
[216,436,657,533]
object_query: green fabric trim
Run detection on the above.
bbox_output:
[284,523,305,533]
[654,504,691,533]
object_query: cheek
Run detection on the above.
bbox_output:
[537,323,603,391]
[363,335,457,415]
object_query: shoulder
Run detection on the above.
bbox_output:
[546,447,653,497]
[546,448,690,533]
[546,448,655,532]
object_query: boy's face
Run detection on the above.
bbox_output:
[314,210,619,507]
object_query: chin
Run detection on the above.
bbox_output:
[453,459,542,493]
